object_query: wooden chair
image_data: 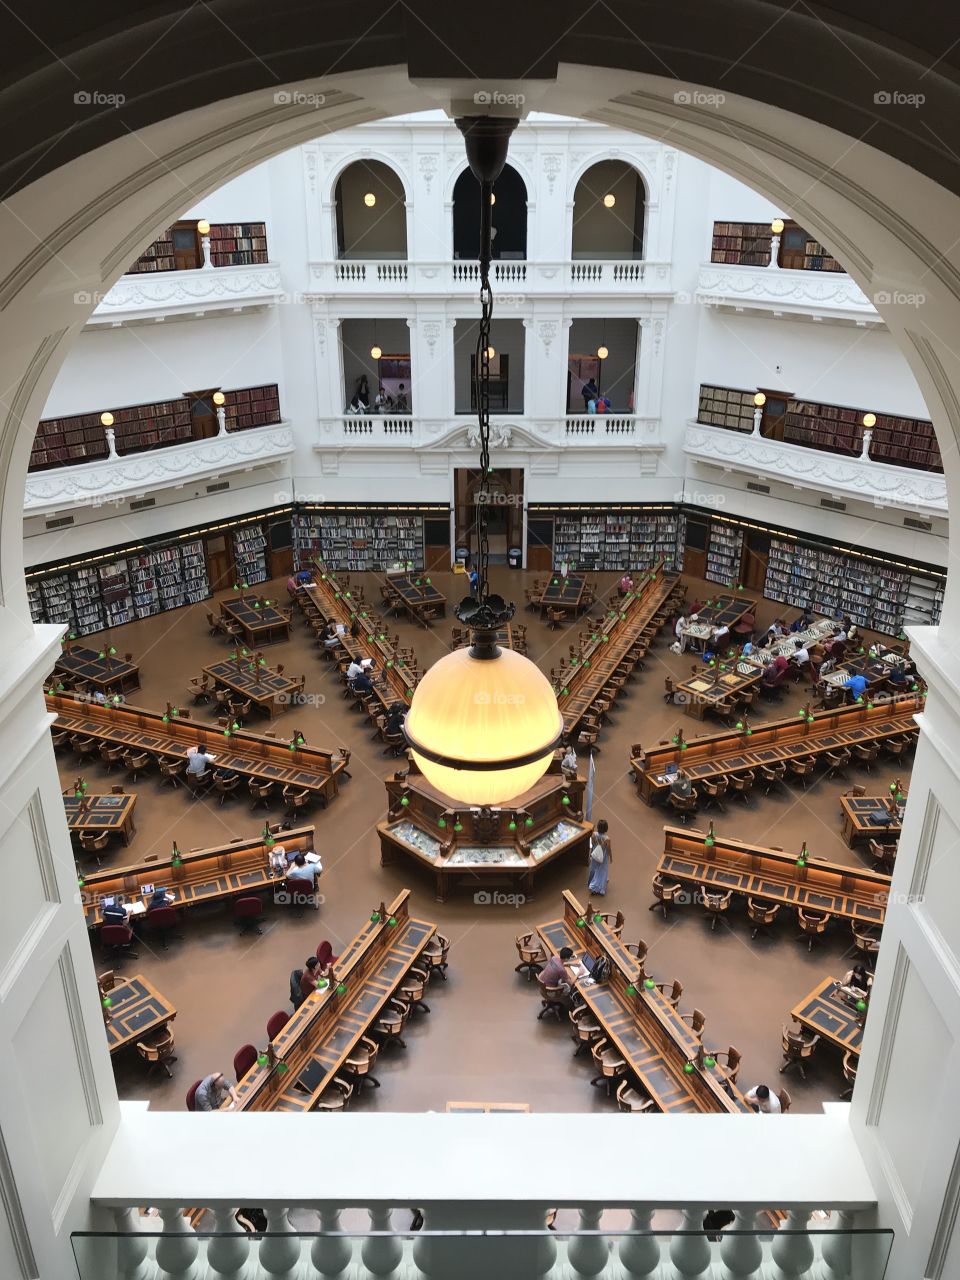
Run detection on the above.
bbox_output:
[853,742,880,772]
[136,1026,178,1079]
[546,608,565,630]
[213,773,241,805]
[616,1079,656,1113]
[344,1036,381,1090]
[797,907,832,951]
[868,839,897,874]
[788,756,817,789]
[884,736,908,763]
[157,757,183,788]
[373,998,411,1052]
[727,770,755,805]
[843,783,867,798]
[622,938,648,971]
[249,778,275,810]
[99,743,125,771]
[747,898,780,940]
[184,769,212,797]
[594,911,624,940]
[570,1003,602,1056]
[823,748,851,780]
[649,874,683,919]
[206,610,228,636]
[701,775,728,812]
[667,789,699,823]
[700,887,732,931]
[228,698,253,726]
[282,785,311,821]
[841,1050,858,1099]
[714,1045,742,1087]
[760,761,787,795]
[780,1024,821,1080]
[78,831,110,865]
[399,966,431,1015]
[849,922,881,961]
[316,1077,354,1112]
[123,750,152,782]
[537,984,566,1022]
[590,1037,628,1097]
[681,1008,706,1040]
[776,1088,792,1113]
[663,677,676,704]
[422,932,450,980]
[189,677,211,705]
[656,979,683,1009]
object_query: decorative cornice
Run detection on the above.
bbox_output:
[684,423,946,515]
[23,424,293,515]
[695,263,879,325]
[86,264,284,325]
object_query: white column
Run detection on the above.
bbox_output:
[206,1206,252,1280]
[719,1208,763,1278]
[156,1208,200,1280]
[257,1205,301,1277]
[361,1207,403,1276]
[310,1206,353,1276]
[819,1209,855,1279]
[619,1207,662,1278]
[566,1206,609,1276]
[770,1208,815,1279]
[112,1206,151,1280]
[668,1207,712,1279]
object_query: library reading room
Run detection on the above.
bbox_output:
[4,7,960,1278]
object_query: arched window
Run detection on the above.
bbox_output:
[572,161,646,259]
[334,160,407,259]
[453,163,527,260]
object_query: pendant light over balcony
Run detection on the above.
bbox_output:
[403,115,563,806]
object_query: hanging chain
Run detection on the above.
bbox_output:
[474,258,494,604]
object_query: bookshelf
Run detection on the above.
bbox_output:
[233,525,268,585]
[70,567,106,634]
[868,414,942,472]
[224,384,282,432]
[98,560,134,628]
[26,580,44,625]
[550,509,684,572]
[295,511,425,571]
[800,234,843,272]
[292,514,324,568]
[705,522,743,586]
[710,222,773,266]
[40,575,75,629]
[128,553,161,619]
[127,230,176,273]
[208,222,269,266]
[697,385,755,432]
[180,541,210,606]
[782,401,861,456]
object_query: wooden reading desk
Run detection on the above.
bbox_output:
[103,975,176,1055]
[536,891,751,1113]
[680,595,758,650]
[657,825,890,926]
[452,623,525,654]
[791,976,865,1057]
[631,694,921,806]
[840,794,904,846]
[388,573,447,625]
[65,792,137,845]
[47,693,347,804]
[55,645,141,693]
[539,574,586,617]
[220,596,290,646]
[821,653,897,690]
[232,890,436,1111]
[202,658,302,719]
[676,660,762,720]
[80,825,316,929]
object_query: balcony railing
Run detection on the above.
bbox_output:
[84,1104,887,1280]
[23,422,294,516]
[84,262,285,326]
[695,263,879,325]
[318,414,663,451]
[684,421,947,516]
[309,260,672,295]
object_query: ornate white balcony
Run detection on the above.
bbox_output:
[694,263,880,326]
[23,423,294,516]
[308,260,672,297]
[684,421,947,516]
[83,263,285,327]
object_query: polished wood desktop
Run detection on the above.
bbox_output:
[377,759,592,901]
[55,644,141,693]
[658,825,890,925]
[539,574,586,616]
[537,890,751,1113]
[103,974,176,1054]
[64,792,137,845]
[676,660,761,720]
[388,573,447,624]
[821,652,897,690]
[840,794,904,846]
[680,595,758,650]
[451,622,526,653]
[232,889,436,1111]
[79,825,317,928]
[47,692,347,803]
[220,595,291,646]
[631,695,922,805]
[791,976,865,1056]
[202,657,301,718]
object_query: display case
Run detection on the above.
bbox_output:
[377,759,593,902]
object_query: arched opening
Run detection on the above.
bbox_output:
[334,159,407,259]
[452,162,527,260]
[572,160,646,259]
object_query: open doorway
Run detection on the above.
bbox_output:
[454,467,524,564]
[567,354,602,413]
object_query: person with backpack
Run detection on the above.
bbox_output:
[587,818,612,896]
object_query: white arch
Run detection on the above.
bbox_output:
[443,154,535,206]
[566,149,657,208]
[324,149,414,208]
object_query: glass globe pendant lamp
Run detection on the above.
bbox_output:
[404,115,562,805]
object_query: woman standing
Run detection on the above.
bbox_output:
[587,818,612,896]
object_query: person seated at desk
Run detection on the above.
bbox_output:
[887,663,910,690]
[286,575,298,598]
[561,743,578,778]
[670,771,693,801]
[346,658,367,682]
[674,615,688,653]
[618,573,634,596]
[744,1083,781,1114]
[186,745,216,777]
[537,946,574,996]
[789,609,813,633]
[146,887,171,911]
[384,703,406,738]
[320,623,342,650]
[713,623,731,649]
[839,965,872,1002]
[286,851,322,883]
[793,644,810,675]
[195,1072,239,1112]
[843,672,869,702]
[299,955,329,1000]
[102,900,128,927]
[353,663,377,694]
[762,656,790,690]
[740,639,754,658]
[770,618,788,638]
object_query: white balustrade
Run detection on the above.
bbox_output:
[566,1207,609,1276]
[310,1207,353,1276]
[820,1209,855,1279]
[155,1207,200,1280]
[206,1206,252,1280]
[771,1209,815,1278]
[361,1207,404,1276]
[112,1206,150,1280]
[719,1208,764,1279]
[619,1208,662,1278]
[669,1207,713,1279]
[258,1206,302,1277]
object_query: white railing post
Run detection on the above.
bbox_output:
[860,429,872,460]
[771,1208,815,1278]
[112,1206,151,1280]
[819,1209,855,1279]
[310,1207,353,1276]
[669,1207,712,1279]
[105,426,119,458]
[619,1207,661,1278]
[206,1206,253,1280]
[768,234,781,268]
[156,1208,200,1280]
[256,1206,302,1278]
[719,1209,764,1278]
[216,405,229,437]
[201,231,213,270]
[566,1207,609,1276]
[361,1208,404,1276]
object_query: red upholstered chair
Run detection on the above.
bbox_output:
[281,876,318,914]
[266,1010,289,1041]
[140,905,183,949]
[233,897,264,936]
[316,940,339,968]
[233,1044,259,1082]
[186,1080,202,1111]
[100,923,139,964]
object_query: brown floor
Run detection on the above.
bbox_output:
[61,567,908,1114]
